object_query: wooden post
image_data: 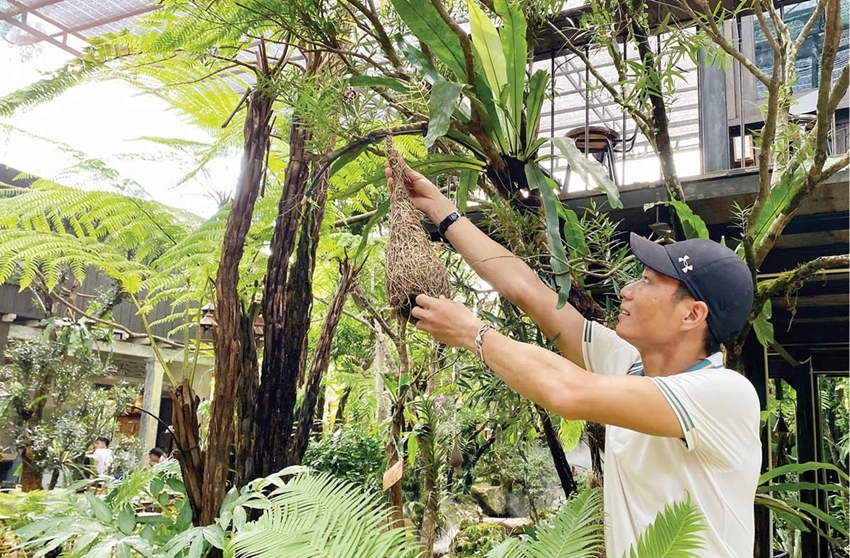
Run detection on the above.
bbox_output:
[788,362,826,558]
[741,334,771,557]
[138,358,164,459]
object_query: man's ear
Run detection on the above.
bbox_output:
[682,300,709,331]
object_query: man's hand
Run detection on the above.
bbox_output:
[384,159,456,223]
[410,294,484,352]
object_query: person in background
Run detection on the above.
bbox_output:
[148,447,166,467]
[90,436,113,476]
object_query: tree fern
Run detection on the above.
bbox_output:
[624,497,705,558]
[228,472,421,558]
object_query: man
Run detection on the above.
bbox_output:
[148,447,166,467]
[90,436,113,476]
[385,160,761,557]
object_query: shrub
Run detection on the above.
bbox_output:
[302,425,384,492]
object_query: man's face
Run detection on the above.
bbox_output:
[149,454,160,467]
[94,440,107,450]
[616,268,692,350]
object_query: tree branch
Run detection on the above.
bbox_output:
[343,0,406,71]
[754,150,848,264]
[673,0,772,87]
[794,0,828,49]
[49,291,183,349]
[751,254,849,320]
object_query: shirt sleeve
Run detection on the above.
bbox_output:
[651,369,761,469]
[580,319,640,376]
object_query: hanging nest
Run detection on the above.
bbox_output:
[384,134,451,320]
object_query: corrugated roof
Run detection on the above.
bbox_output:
[0,0,158,56]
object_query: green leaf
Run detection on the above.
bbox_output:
[494,0,528,150]
[469,76,508,153]
[355,197,391,256]
[116,541,132,558]
[644,200,709,240]
[188,531,206,558]
[424,81,465,148]
[150,476,165,498]
[759,460,850,485]
[329,142,369,178]
[85,492,113,523]
[526,488,603,557]
[390,0,467,81]
[624,496,705,558]
[551,137,622,209]
[758,481,849,494]
[466,1,508,113]
[203,524,226,549]
[784,499,849,537]
[394,35,443,85]
[410,154,486,177]
[526,164,571,308]
[752,162,809,246]
[165,477,186,494]
[753,299,774,347]
[140,524,155,543]
[348,75,410,93]
[407,435,419,470]
[176,498,194,531]
[525,70,549,152]
[457,169,477,213]
[118,503,136,535]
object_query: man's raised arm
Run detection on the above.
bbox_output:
[385,160,587,365]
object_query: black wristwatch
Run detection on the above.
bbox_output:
[437,210,463,240]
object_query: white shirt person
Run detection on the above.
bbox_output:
[385,158,760,557]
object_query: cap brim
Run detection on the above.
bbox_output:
[629,233,678,279]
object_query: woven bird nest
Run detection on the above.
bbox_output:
[384,135,451,320]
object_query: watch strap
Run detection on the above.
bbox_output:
[437,210,463,239]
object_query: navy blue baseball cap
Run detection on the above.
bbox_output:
[629,233,754,344]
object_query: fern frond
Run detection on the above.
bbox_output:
[0,230,148,292]
[0,58,107,117]
[526,488,604,558]
[486,538,529,558]
[228,472,421,558]
[625,496,705,558]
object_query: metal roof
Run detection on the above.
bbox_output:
[0,0,158,57]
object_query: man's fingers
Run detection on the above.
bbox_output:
[416,294,436,308]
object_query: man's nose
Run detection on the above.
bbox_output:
[620,281,635,299]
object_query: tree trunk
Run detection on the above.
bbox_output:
[536,405,578,497]
[19,446,41,492]
[632,21,686,204]
[202,89,273,526]
[235,307,259,485]
[386,401,406,527]
[287,256,360,464]
[254,113,318,477]
[171,380,204,525]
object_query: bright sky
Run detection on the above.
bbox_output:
[0,40,237,218]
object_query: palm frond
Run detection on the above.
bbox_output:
[624,496,705,558]
[228,472,421,558]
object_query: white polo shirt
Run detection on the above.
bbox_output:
[581,320,761,558]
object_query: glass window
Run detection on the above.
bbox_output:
[753,0,849,98]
